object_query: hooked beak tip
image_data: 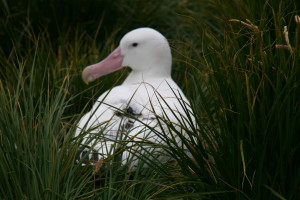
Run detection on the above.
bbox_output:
[83,80,89,85]
[82,69,93,84]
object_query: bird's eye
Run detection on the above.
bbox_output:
[132,43,138,47]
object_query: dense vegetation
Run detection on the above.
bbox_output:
[1,0,299,199]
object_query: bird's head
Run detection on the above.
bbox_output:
[82,28,172,84]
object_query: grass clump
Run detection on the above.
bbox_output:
[0,54,92,198]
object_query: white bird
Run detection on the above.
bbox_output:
[76,27,194,166]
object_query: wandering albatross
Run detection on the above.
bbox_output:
[76,27,193,166]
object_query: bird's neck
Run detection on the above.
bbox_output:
[122,66,171,85]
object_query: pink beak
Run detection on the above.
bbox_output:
[82,46,124,84]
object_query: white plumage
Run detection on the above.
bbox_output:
[76,28,193,165]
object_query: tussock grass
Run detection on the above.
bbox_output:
[0,40,97,199]
[1,0,299,199]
